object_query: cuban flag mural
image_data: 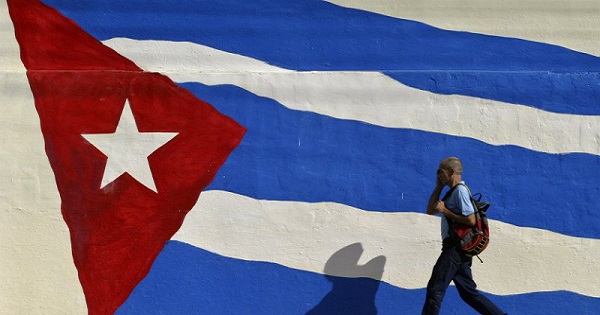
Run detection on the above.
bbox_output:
[1,0,599,314]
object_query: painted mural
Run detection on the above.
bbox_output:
[1,0,599,314]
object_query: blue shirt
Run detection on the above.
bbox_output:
[440,182,475,240]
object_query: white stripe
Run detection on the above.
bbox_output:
[104,38,600,156]
[0,1,87,314]
[173,190,600,298]
[327,0,600,57]
[0,5,24,73]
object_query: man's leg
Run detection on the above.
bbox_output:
[453,259,506,315]
[422,244,459,315]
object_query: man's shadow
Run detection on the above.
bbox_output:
[306,243,386,315]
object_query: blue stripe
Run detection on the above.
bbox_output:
[43,0,600,115]
[117,241,600,314]
[185,82,600,239]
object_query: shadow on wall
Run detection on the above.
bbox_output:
[306,243,387,315]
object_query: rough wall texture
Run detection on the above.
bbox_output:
[1,0,599,314]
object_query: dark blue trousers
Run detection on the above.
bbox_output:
[422,239,506,315]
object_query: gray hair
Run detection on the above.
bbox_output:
[442,157,463,175]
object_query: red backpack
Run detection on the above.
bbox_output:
[444,183,490,262]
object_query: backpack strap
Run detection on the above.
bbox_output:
[441,183,470,228]
[441,184,459,201]
[442,183,472,204]
[442,183,479,228]
[447,183,484,213]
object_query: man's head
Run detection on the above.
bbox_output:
[437,157,463,186]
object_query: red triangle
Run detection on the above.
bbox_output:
[8,1,246,314]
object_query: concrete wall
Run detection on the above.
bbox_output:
[1,0,599,314]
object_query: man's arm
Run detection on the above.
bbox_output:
[437,204,476,226]
[426,185,444,215]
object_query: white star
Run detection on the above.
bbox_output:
[82,99,178,192]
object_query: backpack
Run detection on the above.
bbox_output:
[443,183,490,262]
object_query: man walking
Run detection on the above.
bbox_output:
[422,157,506,315]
